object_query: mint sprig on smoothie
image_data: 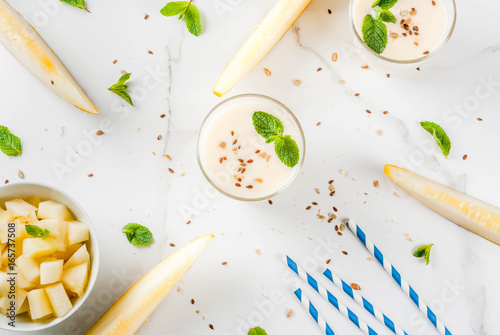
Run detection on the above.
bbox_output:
[252,111,300,168]
[362,0,398,54]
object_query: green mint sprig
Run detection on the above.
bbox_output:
[0,126,22,157]
[122,223,153,246]
[420,121,451,158]
[160,1,202,36]
[252,112,300,168]
[248,327,267,335]
[59,0,88,11]
[413,244,433,265]
[25,225,50,240]
[108,73,133,106]
[362,0,398,54]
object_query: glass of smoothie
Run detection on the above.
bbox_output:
[197,94,305,201]
[350,0,456,69]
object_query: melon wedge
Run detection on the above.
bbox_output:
[385,164,500,245]
[85,234,214,335]
[0,0,98,114]
[213,0,312,97]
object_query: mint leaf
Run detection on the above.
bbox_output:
[420,121,451,158]
[413,244,433,265]
[377,8,397,23]
[160,1,190,16]
[275,135,299,168]
[0,126,22,157]
[184,4,202,36]
[252,111,284,139]
[376,0,398,9]
[59,0,87,10]
[248,327,267,335]
[122,223,153,246]
[252,112,300,168]
[362,15,388,54]
[109,73,133,106]
[371,0,381,7]
[25,225,50,240]
[161,1,202,36]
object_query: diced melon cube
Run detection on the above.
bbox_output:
[17,298,28,314]
[0,208,13,225]
[45,282,72,318]
[38,220,68,252]
[14,267,35,290]
[63,244,89,270]
[40,260,63,285]
[27,288,53,321]
[67,221,89,245]
[61,263,88,298]
[52,243,82,261]
[17,211,39,225]
[5,199,37,218]
[0,272,9,296]
[16,256,40,283]
[11,288,27,315]
[22,238,58,258]
[37,201,74,221]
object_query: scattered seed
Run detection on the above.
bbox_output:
[477,118,483,121]
[373,180,379,187]
[312,202,318,206]
[170,243,175,247]
[219,158,223,164]
[315,188,320,194]
[160,114,166,118]
[416,67,421,71]
[88,173,93,177]
[333,206,338,212]
[361,65,369,69]
[256,249,261,255]
[328,9,332,14]
[4,180,8,184]
[112,60,117,64]
[330,191,335,196]
[390,32,399,39]
[376,129,383,136]
[355,93,360,96]
[423,51,430,55]
[317,67,322,72]
[351,283,361,290]
[337,231,342,236]
[235,183,241,187]
[255,150,260,154]
[168,168,174,173]
[246,185,253,189]
[328,218,333,223]
[326,259,331,264]
[383,111,389,114]
[222,262,228,266]
[186,221,191,225]
[255,178,263,183]
[342,251,348,255]
[264,68,272,76]
[306,206,312,210]
[332,52,338,62]
[329,185,335,192]
[340,223,345,231]
[191,299,195,304]
[268,199,273,205]
[231,131,234,136]
[286,309,294,318]
[148,50,153,54]
[209,324,214,330]
[400,10,409,16]
[463,155,468,160]
[157,135,162,140]
[233,139,237,145]
[432,0,436,5]
[144,14,149,19]
[328,180,334,184]
[96,130,104,136]
[247,159,253,163]
[294,79,302,86]
[386,74,391,78]
[165,154,172,160]
[18,170,24,179]
[410,8,417,15]
[316,122,321,126]
[335,225,339,231]
[366,110,371,114]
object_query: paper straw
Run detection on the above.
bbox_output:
[286,256,378,335]
[323,268,409,335]
[294,288,335,335]
[346,221,452,335]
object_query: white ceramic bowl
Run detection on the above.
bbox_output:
[0,182,100,332]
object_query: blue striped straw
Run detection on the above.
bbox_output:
[294,288,335,335]
[323,268,409,335]
[346,221,452,335]
[286,256,378,335]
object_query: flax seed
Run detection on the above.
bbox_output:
[222,262,227,265]
[219,158,223,164]
[332,52,338,62]
[255,150,260,154]
[241,168,246,173]
[340,223,345,231]
[463,155,468,160]
[373,180,379,187]
[264,68,272,76]
[170,243,175,247]
[423,51,430,55]
[312,202,318,205]
[247,159,253,163]
[233,139,238,145]
[333,206,338,212]
[387,74,391,78]
[286,309,294,318]
[366,110,371,114]
[209,324,214,330]
[255,178,263,183]
[337,231,342,236]
[268,199,273,205]
[294,79,302,86]
[246,185,253,189]
[112,60,117,64]
[342,251,348,255]
[231,131,234,136]
[326,259,331,264]
[235,183,241,187]
[351,283,361,290]
[96,130,104,136]
[328,180,334,184]
[306,206,312,210]
[355,93,360,96]
[335,225,339,231]
[169,168,174,173]
[361,65,369,69]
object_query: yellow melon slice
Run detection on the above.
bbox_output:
[213,0,312,97]
[385,164,500,245]
[0,0,98,114]
[85,234,214,335]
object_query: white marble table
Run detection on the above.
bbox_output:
[1,0,499,334]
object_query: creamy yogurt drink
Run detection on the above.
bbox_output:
[352,0,455,62]
[198,94,305,201]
